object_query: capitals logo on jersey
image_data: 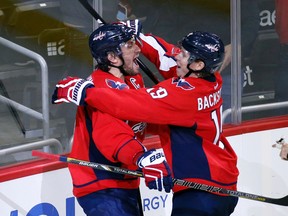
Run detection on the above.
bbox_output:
[131,122,147,134]
[172,77,195,90]
[105,79,129,90]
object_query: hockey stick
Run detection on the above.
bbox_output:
[78,0,160,84]
[32,150,288,206]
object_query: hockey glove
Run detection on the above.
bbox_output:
[137,149,173,193]
[52,76,94,105]
[118,19,142,38]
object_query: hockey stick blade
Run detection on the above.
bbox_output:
[78,0,160,84]
[32,150,288,206]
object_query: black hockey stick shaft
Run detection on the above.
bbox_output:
[32,150,288,206]
[78,0,105,24]
[78,0,160,84]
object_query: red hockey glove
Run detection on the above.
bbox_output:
[137,149,173,193]
[52,76,94,105]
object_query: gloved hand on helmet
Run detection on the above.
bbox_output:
[117,19,142,38]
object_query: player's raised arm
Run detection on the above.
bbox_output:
[52,76,197,126]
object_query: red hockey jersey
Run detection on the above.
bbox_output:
[83,33,239,193]
[69,70,146,197]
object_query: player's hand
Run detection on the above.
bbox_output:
[137,149,173,193]
[118,19,142,37]
[272,138,288,160]
[280,144,288,160]
[52,76,94,105]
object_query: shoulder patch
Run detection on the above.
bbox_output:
[172,77,195,90]
[105,79,129,90]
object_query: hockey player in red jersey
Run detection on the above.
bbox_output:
[53,24,239,215]
[54,24,173,216]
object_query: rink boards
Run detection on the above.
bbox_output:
[1,116,288,216]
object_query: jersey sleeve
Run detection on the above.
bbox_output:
[91,109,146,165]
[85,80,198,127]
[140,33,179,79]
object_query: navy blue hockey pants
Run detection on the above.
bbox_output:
[171,189,238,216]
[77,188,143,216]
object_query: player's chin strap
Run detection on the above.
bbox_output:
[109,61,130,76]
[107,55,130,76]
[184,63,210,78]
[184,63,196,78]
